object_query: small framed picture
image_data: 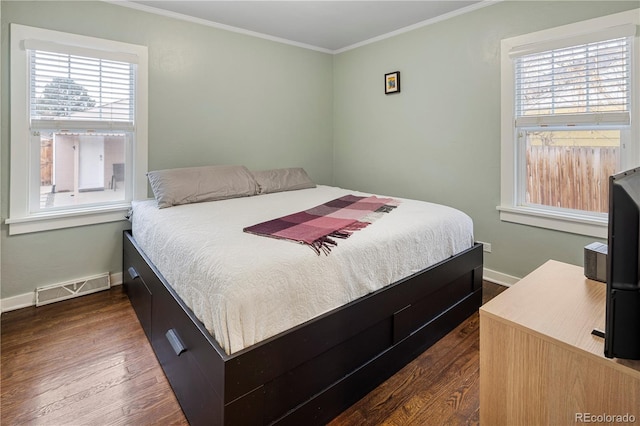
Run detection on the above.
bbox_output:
[385,71,401,95]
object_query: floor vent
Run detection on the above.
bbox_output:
[35,273,111,307]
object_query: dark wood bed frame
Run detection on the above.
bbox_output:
[123,230,483,425]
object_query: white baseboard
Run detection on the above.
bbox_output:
[1,272,123,313]
[1,292,36,313]
[483,267,520,287]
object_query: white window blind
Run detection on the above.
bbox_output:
[28,47,135,130]
[515,36,631,127]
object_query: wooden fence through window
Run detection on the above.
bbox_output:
[40,136,53,186]
[526,145,618,213]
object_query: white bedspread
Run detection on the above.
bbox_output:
[130,185,474,355]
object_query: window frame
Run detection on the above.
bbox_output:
[498,9,640,238]
[7,24,148,235]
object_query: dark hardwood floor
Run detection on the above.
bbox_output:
[1,288,187,425]
[1,281,506,425]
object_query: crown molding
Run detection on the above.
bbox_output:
[106,0,500,55]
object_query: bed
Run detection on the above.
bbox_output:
[123,166,483,425]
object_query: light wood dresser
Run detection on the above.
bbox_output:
[480,260,640,425]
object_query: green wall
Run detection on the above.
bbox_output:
[0,1,333,300]
[333,1,639,281]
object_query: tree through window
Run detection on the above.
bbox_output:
[35,77,96,116]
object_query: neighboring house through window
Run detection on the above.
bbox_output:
[499,9,639,238]
[8,24,148,235]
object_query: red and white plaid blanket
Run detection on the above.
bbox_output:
[243,195,400,255]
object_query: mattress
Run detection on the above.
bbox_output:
[130,185,474,355]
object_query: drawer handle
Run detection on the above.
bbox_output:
[127,267,140,280]
[166,329,187,356]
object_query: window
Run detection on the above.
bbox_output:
[499,10,639,238]
[8,24,148,235]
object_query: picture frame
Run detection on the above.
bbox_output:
[385,71,401,95]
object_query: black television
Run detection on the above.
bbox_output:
[605,167,640,360]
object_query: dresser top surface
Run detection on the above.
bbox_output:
[481,260,640,374]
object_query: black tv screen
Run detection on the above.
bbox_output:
[605,167,640,360]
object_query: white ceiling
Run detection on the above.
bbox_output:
[124,1,485,52]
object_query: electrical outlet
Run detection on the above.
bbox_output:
[477,241,492,253]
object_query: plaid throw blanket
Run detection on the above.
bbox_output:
[243,195,399,255]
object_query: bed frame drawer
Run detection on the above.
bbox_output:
[151,307,224,423]
[123,236,153,339]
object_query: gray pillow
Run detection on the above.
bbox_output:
[147,165,258,208]
[252,168,316,194]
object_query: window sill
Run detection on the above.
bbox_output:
[497,205,607,239]
[5,204,131,235]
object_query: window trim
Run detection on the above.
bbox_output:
[498,9,640,238]
[7,24,148,235]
